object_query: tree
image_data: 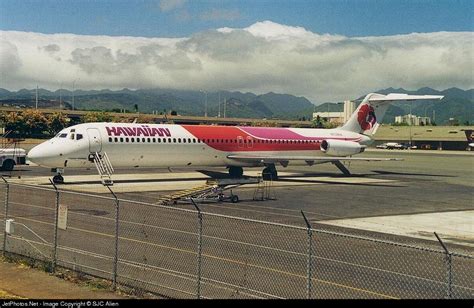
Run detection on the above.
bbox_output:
[83,111,116,123]
[312,115,324,128]
[1,110,49,137]
[47,112,68,135]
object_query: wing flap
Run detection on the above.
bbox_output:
[227,154,402,163]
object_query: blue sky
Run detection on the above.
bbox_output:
[1,0,472,38]
[0,1,472,101]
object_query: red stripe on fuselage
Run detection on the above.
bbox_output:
[181,125,359,152]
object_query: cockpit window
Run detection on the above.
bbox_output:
[76,134,83,140]
[70,133,75,140]
[59,133,67,138]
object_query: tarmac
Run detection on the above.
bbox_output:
[0,149,473,298]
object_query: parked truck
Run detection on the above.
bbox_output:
[0,147,26,171]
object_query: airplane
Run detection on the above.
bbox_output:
[461,129,474,149]
[27,92,443,184]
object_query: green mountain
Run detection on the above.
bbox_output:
[0,88,314,120]
[0,87,471,124]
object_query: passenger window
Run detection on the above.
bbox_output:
[126,138,129,142]
[114,137,118,142]
[178,138,181,143]
[168,138,172,143]
[143,138,146,142]
[136,138,140,143]
[131,138,135,143]
[120,138,123,142]
[108,137,112,142]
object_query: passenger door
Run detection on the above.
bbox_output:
[87,128,102,153]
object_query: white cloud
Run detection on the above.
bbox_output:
[159,0,186,12]
[0,21,472,102]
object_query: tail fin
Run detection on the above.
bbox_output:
[462,129,473,142]
[341,93,443,136]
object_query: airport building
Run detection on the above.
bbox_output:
[312,100,355,125]
[395,114,431,126]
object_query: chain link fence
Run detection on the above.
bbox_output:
[0,180,472,299]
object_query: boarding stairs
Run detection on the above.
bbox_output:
[92,152,114,186]
[253,175,276,201]
[156,179,219,205]
[157,177,263,205]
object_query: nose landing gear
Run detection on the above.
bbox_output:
[51,168,65,184]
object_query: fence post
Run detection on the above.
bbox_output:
[106,186,120,291]
[49,179,60,273]
[434,232,452,299]
[191,199,202,299]
[2,177,9,257]
[301,211,313,299]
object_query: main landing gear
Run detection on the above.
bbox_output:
[51,168,64,184]
[228,164,278,180]
[262,164,278,181]
[228,166,244,178]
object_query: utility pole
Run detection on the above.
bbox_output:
[409,102,412,146]
[218,92,221,118]
[72,80,76,111]
[223,98,226,118]
[35,85,38,109]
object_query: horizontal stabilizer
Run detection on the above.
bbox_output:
[368,93,444,102]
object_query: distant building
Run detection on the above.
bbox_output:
[395,114,431,126]
[312,100,355,125]
[312,111,344,124]
[343,100,355,123]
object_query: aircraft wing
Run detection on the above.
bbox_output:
[227,154,402,165]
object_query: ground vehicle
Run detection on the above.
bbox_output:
[0,148,26,171]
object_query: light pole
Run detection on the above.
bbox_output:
[59,83,62,110]
[409,102,412,146]
[200,90,207,117]
[72,80,76,111]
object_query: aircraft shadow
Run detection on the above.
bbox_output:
[371,170,455,178]
[276,178,405,188]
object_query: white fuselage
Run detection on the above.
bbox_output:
[27,122,371,169]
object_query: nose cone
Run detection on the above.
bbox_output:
[27,144,46,166]
[28,142,62,167]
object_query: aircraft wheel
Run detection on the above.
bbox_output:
[1,159,15,171]
[228,166,243,178]
[262,167,278,180]
[231,195,239,203]
[53,174,64,184]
